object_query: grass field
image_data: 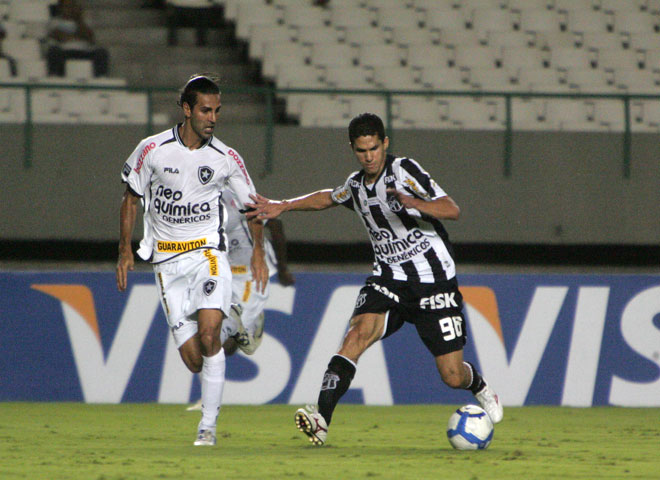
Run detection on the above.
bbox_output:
[1,403,658,480]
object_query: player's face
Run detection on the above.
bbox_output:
[185,93,221,142]
[351,134,389,181]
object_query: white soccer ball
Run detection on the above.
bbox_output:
[446,404,494,450]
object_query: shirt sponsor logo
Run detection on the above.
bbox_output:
[153,186,211,224]
[198,166,214,185]
[371,283,400,303]
[164,167,179,174]
[228,149,250,185]
[156,238,207,253]
[420,292,459,310]
[383,174,396,184]
[404,178,429,199]
[231,265,248,274]
[332,186,350,202]
[134,142,155,174]
[204,249,219,276]
[370,228,431,264]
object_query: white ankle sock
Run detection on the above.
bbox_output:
[199,348,226,431]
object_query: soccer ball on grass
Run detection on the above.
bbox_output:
[446,404,494,450]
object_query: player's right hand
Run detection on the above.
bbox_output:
[116,250,135,292]
[246,193,284,219]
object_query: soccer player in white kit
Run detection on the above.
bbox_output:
[116,74,268,446]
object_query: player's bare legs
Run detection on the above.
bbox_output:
[295,313,387,445]
[179,309,226,445]
[436,350,503,424]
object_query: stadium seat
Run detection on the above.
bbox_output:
[554,0,594,11]
[444,97,505,130]
[413,0,456,10]
[31,89,67,123]
[597,47,645,71]
[299,96,349,127]
[610,11,659,34]
[642,48,660,71]
[420,66,471,90]
[629,32,660,50]
[424,8,469,31]
[537,31,580,49]
[600,0,646,13]
[357,44,405,69]
[507,0,554,11]
[309,42,355,69]
[346,95,388,121]
[1,39,42,60]
[295,26,340,46]
[222,0,263,22]
[511,98,555,130]
[630,99,660,131]
[615,69,660,93]
[564,9,610,34]
[500,46,547,70]
[544,99,596,130]
[65,59,95,83]
[580,32,624,50]
[109,92,149,124]
[393,96,446,129]
[487,31,536,49]
[454,45,501,70]
[590,98,625,130]
[342,26,389,47]
[407,46,454,70]
[438,30,482,48]
[468,68,519,92]
[364,0,415,9]
[565,68,614,92]
[0,58,12,80]
[514,9,562,34]
[261,43,307,79]
[469,8,514,35]
[17,59,48,83]
[282,5,328,28]
[373,66,424,91]
[329,7,373,30]
[235,4,281,40]
[248,25,292,60]
[9,0,51,24]
[0,88,27,123]
[549,47,597,70]
[391,27,437,48]
[324,66,375,90]
[518,67,570,92]
[374,7,422,31]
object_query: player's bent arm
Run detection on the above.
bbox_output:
[387,188,460,220]
[116,187,139,292]
[416,195,460,221]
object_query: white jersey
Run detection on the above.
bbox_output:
[121,124,257,263]
[331,154,456,283]
[223,190,277,274]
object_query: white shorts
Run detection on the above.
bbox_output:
[231,265,270,336]
[154,248,232,348]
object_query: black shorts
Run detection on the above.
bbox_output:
[352,276,467,357]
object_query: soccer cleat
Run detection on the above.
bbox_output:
[294,405,328,446]
[186,399,202,411]
[193,429,216,446]
[229,304,260,356]
[475,383,503,424]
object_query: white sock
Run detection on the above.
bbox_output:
[199,348,226,431]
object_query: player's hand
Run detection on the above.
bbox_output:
[277,268,295,286]
[116,250,135,292]
[385,188,419,210]
[246,193,285,220]
[250,247,269,293]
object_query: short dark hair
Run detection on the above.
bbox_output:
[348,113,386,145]
[177,73,221,110]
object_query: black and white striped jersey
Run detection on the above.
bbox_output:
[331,154,457,283]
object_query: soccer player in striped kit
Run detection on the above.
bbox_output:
[247,113,503,446]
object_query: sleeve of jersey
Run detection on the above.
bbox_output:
[398,158,446,200]
[225,148,257,212]
[120,140,153,197]
[331,179,354,210]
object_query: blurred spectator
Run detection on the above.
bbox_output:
[166,0,223,47]
[0,23,18,77]
[46,0,109,77]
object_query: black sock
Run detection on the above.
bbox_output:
[317,355,356,425]
[465,361,486,395]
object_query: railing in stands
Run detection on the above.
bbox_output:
[2,82,657,178]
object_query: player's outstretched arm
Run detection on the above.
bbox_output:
[386,188,460,221]
[246,190,336,219]
[247,217,269,293]
[116,188,139,292]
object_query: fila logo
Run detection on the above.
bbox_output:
[164,167,179,174]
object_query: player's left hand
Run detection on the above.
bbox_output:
[385,188,418,209]
[251,248,269,293]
